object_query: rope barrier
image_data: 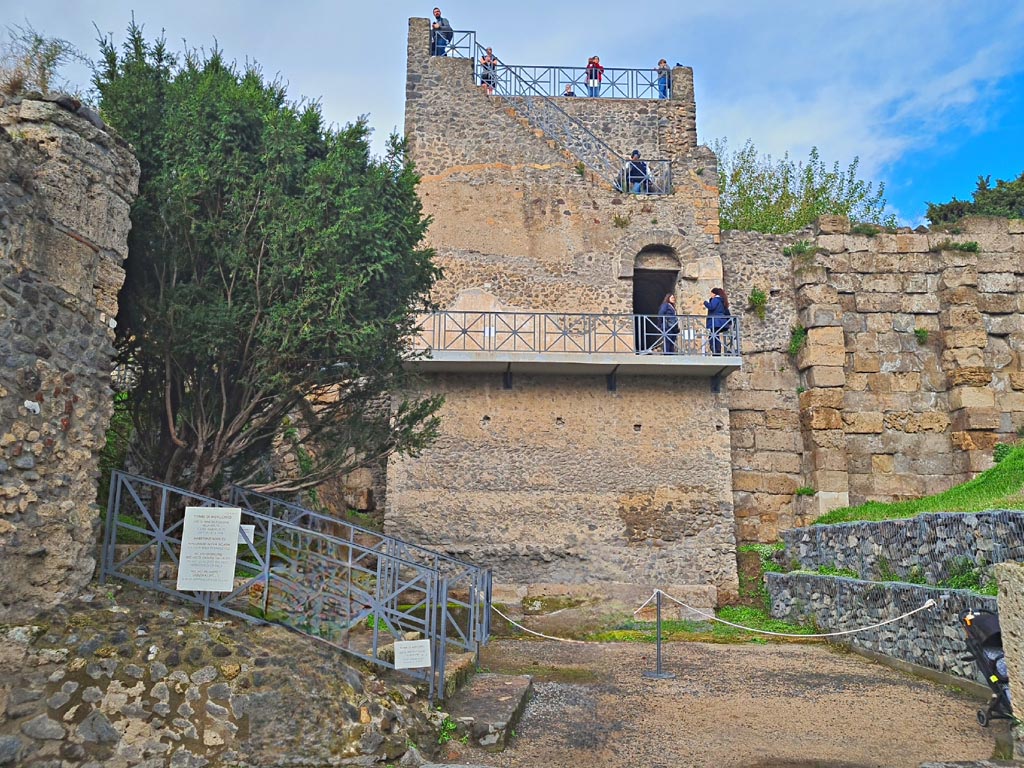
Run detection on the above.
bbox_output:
[492,590,935,644]
[640,589,936,639]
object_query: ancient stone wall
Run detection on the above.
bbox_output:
[393,18,736,601]
[995,562,1024,758]
[723,216,1024,543]
[387,374,737,598]
[0,96,139,621]
[768,572,994,682]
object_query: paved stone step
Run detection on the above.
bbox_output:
[445,673,532,752]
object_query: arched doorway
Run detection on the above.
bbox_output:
[632,246,679,352]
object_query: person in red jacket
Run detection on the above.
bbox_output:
[586,56,604,97]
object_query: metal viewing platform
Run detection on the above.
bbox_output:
[408,311,742,378]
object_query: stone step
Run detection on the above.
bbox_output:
[445,673,532,752]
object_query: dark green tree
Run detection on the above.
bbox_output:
[95,24,442,495]
[926,172,1024,224]
[713,139,896,234]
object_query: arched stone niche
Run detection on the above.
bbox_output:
[614,230,723,316]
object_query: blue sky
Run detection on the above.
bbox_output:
[3,1,1022,225]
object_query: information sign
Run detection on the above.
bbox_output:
[393,639,432,669]
[176,507,242,592]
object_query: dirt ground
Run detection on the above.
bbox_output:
[438,638,1012,768]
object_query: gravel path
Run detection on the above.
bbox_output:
[439,639,1010,768]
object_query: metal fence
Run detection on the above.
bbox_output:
[100,471,491,699]
[227,485,491,653]
[412,311,741,357]
[440,32,672,194]
[488,64,666,100]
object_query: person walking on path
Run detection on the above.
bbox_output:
[658,293,679,354]
[704,287,731,355]
[586,56,604,97]
[431,8,453,56]
[480,47,498,95]
[656,59,671,99]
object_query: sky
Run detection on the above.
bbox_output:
[2,1,1022,225]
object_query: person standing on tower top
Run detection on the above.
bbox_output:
[431,8,453,56]
[585,56,604,97]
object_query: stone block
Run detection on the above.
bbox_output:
[815,234,847,252]
[871,454,894,474]
[895,234,930,253]
[958,215,1009,233]
[942,306,983,329]
[978,272,1018,293]
[843,412,884,433]
[987,315,1022,335]
[951,408,1001,431]
[816,215,850,234]
[798,388,844,410]
[977,293,1019,314]
[802,407,842,430]
[900,294,941,313]
[754,429,803,453]
[950,431,999,451]
[793,264,827,288]
[856,293,903,312]
[947,367,992,387]
[860,274,903,293]
[949,386,996,409]
[810,445,848,471]
[811,469,848,493]
[796,283,840,307]
[732,471,799,495]
[852,353,880,373]
[942,347,986,368]
[1008,372,1024,391]
[1008,218,1024,234]
[904,274,937,294]
[800,305,842,328]
[764,409,800,430]
[944,329,989,349]
[978,254,1024,274]
[890,372,922,392]
[804,366,846,388]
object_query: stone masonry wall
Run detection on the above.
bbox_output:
[393,18,737,600]
[768,572,995,683]
[995,562,1024,758]
[0,96,139,621]
[724,216,1024,544]
[387,374,738,598]
[781,510,1024,584]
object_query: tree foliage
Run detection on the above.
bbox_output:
[713,139,896,234]
[94,24,442,495]
[926,172,1024,224]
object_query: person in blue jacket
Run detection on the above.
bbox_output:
[658,293,679,354]
[704,287,731,354]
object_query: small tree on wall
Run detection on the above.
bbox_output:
[713,138,897,234]
[94,24,443,496]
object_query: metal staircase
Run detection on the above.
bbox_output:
[100,471,491,700]
[447,35,671,194]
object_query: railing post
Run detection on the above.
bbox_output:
[643,590,676,680]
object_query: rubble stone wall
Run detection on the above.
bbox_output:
[0,96,139,621]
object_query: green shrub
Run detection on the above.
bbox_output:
[930,239,980,253]
[913,327,929,345]
[795,486,816,496]
[850,223,881,236]
[994,443,1013,463]
[782,240,814,257]
[816,564,859,578]
[788,325,808,356]
[748,287,768,320]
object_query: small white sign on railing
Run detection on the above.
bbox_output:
[393,639,432,669]
[177,507,242,592]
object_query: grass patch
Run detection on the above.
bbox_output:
[815,444,1024,524]
[930,239,980,253]
[788,324,808,356]
[748,287,768,320]
[585,605,815,644]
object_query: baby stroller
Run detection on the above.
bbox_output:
[959,609,1014,727]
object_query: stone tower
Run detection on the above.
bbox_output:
[386,19,740,605]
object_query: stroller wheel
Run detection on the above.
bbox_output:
[977,710,989,727]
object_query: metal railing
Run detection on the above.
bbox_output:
[441,31,672,194]
[485,64,668,100]
[227,485,491,653]
[411,311,741,357]
[100,471,491,699]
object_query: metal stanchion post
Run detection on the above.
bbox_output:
[643,590,676,680]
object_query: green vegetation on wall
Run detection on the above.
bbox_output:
[713,139,897,234]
